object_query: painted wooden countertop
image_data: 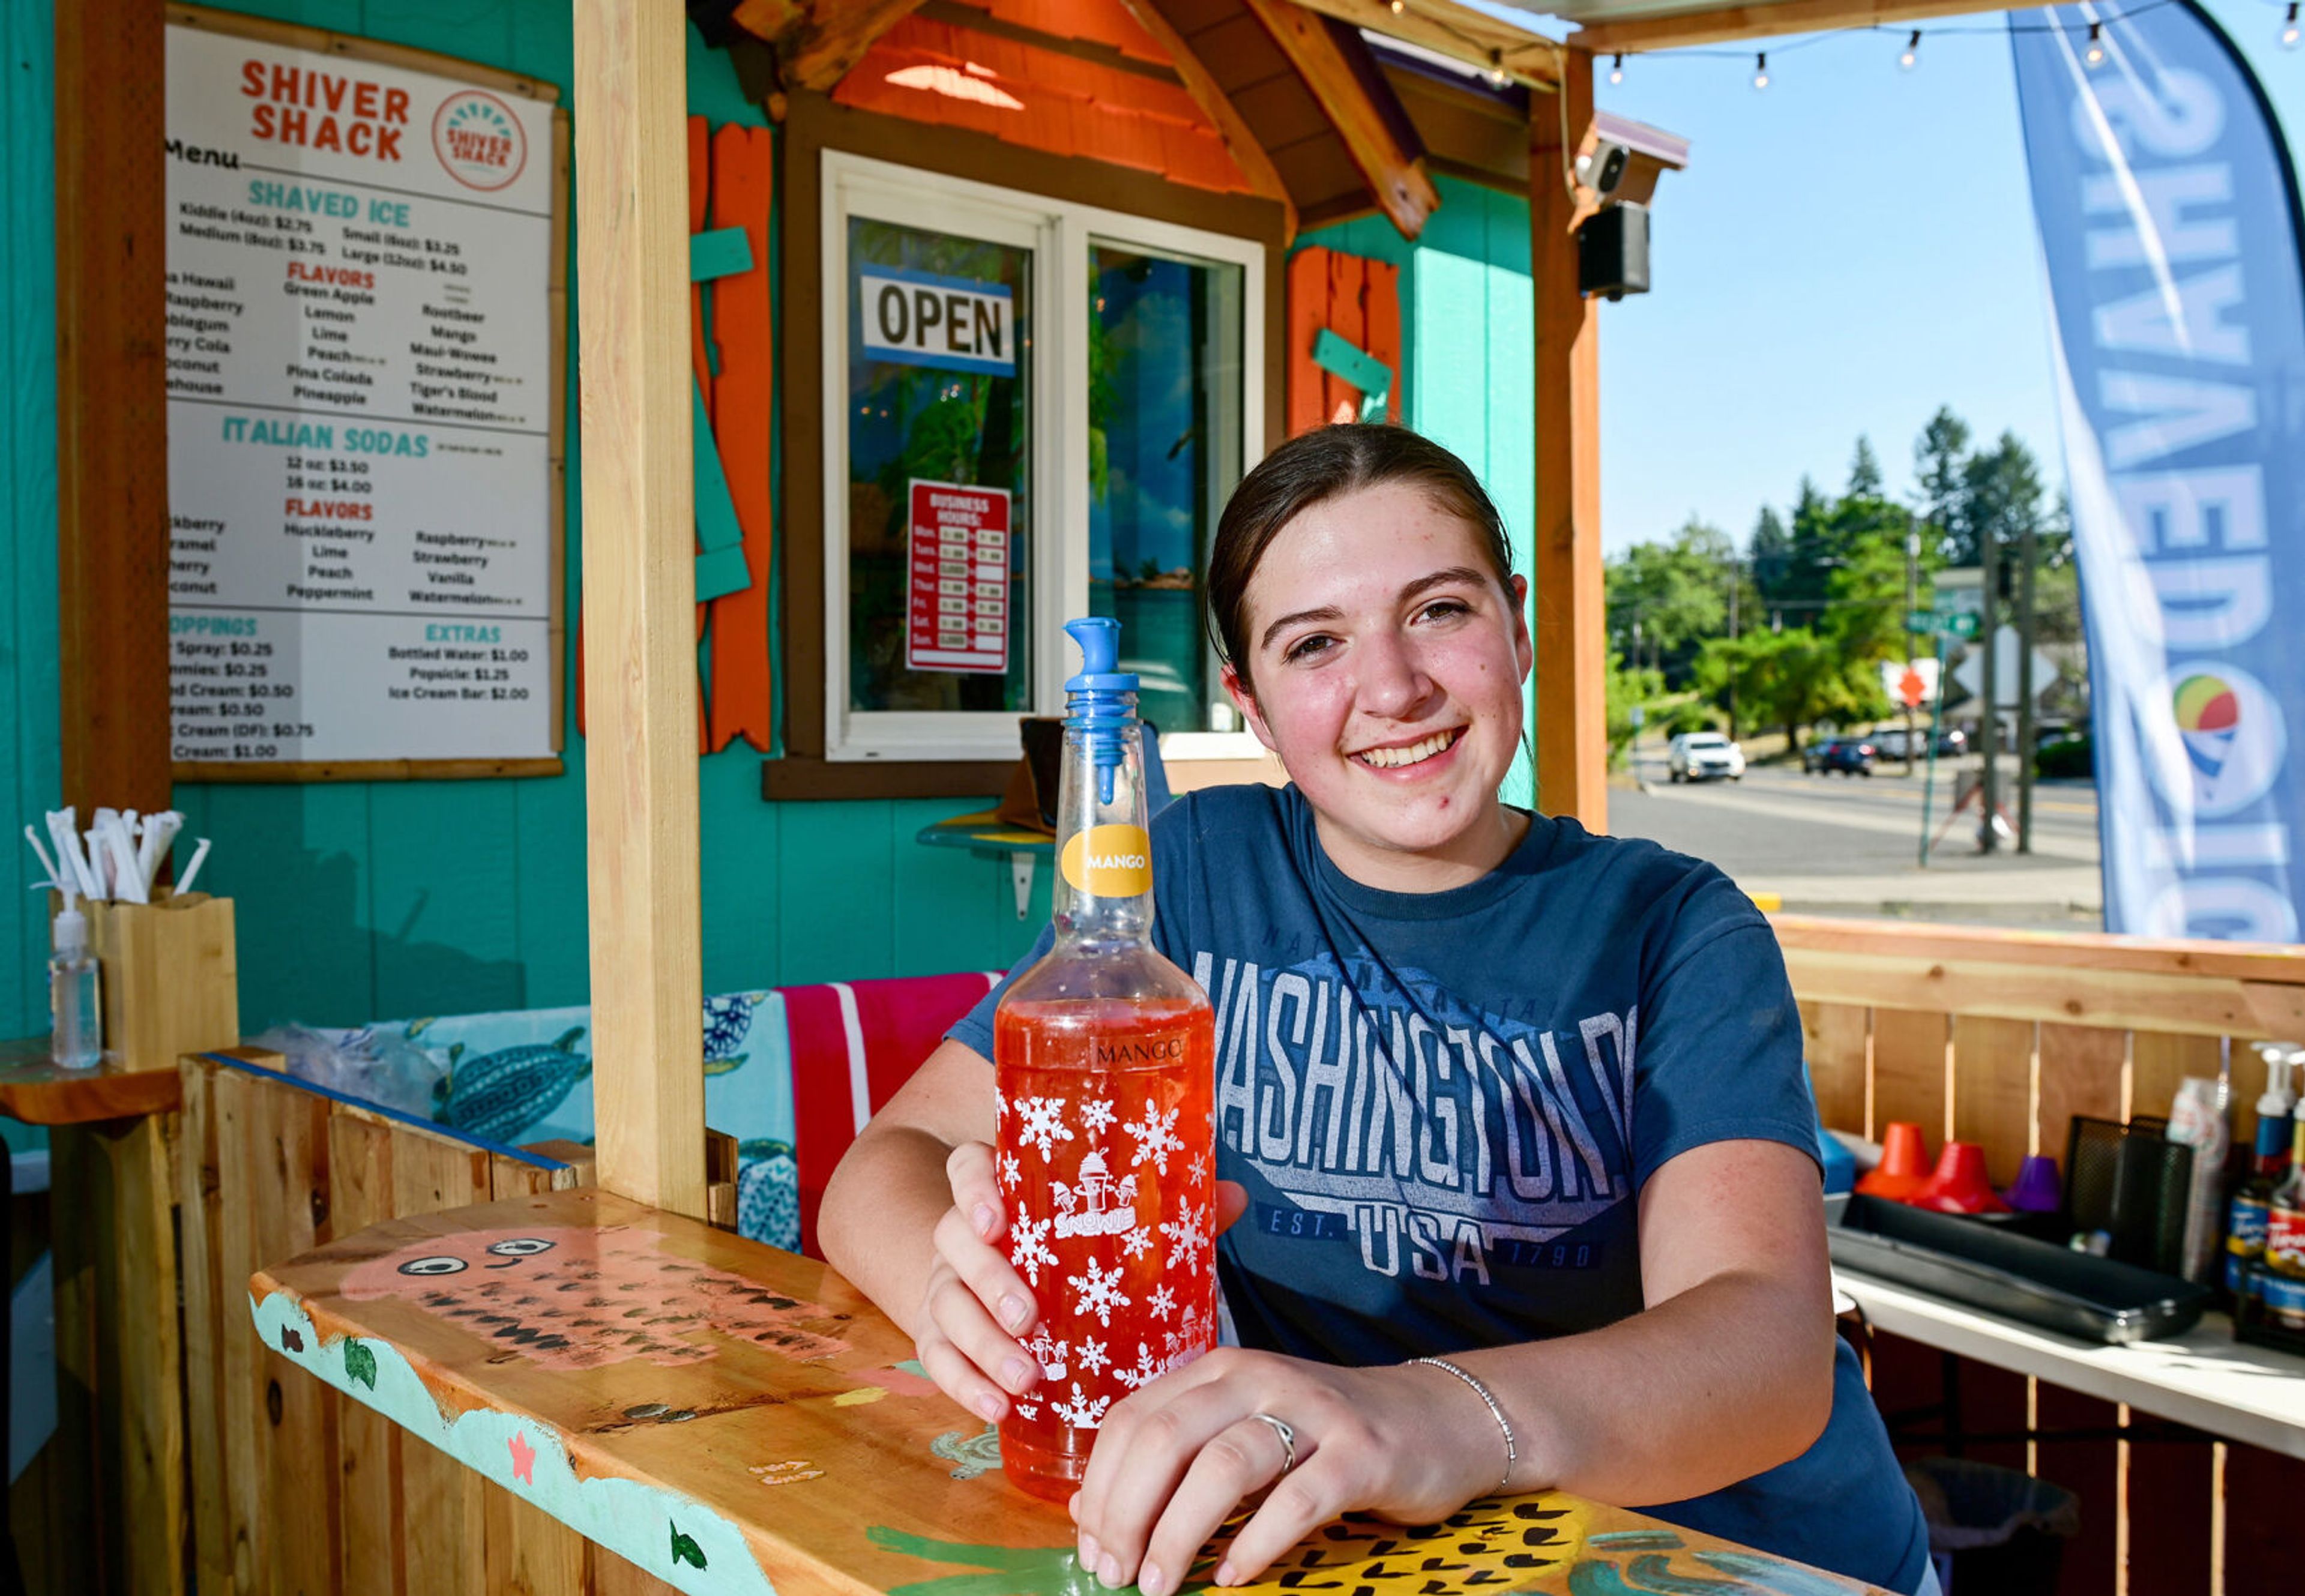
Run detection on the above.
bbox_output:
[0,1035,182,1124]
[251,1187,1885,1596]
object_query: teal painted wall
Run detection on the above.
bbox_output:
[1299,175,1540,808]
[1,0,1045,1044]
[3,0,62,1058]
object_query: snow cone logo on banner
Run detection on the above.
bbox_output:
[432,90,526,191]
[2161,666,2286,816]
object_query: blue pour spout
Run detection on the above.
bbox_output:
[1064,617,1137,806]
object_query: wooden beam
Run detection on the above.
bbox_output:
[572,0,707,1218]
[55,0,172,817]
[1241,0,1442,241]
[1570,0,2007,56]
[1293,0,1561,89]
[744,0,932,92]
[1120,0,1300,242]
[1531,48,1606,829]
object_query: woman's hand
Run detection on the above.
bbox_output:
[913,1142,1043,1423]
[1070,1351,1497,1596]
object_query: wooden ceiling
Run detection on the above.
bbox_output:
[709,0,1577,237]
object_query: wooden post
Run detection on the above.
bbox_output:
[1531,49,1607,829]
[54,0,172,816]
[572,0,707,1217]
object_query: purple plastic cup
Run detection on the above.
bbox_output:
[2004,1154,2062,1213]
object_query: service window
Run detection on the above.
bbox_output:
[822,152,1263,763]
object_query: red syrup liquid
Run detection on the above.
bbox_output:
[994,994,1216,1501]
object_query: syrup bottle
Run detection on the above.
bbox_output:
[2227,1043,2298,1304]
[994,618,1216,1502]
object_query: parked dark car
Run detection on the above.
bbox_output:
[1814,738,1877,776]
[1802,736,1848,774]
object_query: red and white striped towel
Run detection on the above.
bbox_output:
[784,971,1001,1257]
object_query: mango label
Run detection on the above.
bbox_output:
[1060,825,1152,897]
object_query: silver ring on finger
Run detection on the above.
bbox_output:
[1248,1412,1296,1474]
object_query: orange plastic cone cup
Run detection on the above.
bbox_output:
[1856,1121,1932,1202]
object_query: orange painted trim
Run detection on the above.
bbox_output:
[705,123,778,755]
[1285,248,1330,438]
[1283,245,1402,434]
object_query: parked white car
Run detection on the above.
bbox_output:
[1668,732,1745,782]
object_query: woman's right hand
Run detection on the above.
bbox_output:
[915,1140,1042,1424]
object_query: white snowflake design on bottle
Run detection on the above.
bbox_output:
[1159,1199,1209,1270]
[1053,1382,1112,1430]
[1122,1103,1183,1173]
[1010,1214,1056,1286]
[1067,1256,1131,1326]
[1014,1096,1074,1161]
[995,1085,1216,1454]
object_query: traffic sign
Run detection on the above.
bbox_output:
[1905,610,1978,639]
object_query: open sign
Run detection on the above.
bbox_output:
[857,268,1014,376]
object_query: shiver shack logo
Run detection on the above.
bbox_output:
[431,90,526,191]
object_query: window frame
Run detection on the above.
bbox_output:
[819,148,1269,766]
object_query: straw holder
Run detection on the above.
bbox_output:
[69,889,240,1073]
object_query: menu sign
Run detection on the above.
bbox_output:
[904,480,1011,674]
[163,17,561,771]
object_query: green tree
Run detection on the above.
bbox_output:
[1606,649,1665,768]
[1847,435,1885,498]
[1750,505,1792,601]
[1605,517,1732,683]
[1959,430,2048,567]
[1913,406,1972,562]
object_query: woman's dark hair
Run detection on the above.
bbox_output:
[1207,424,1515,694]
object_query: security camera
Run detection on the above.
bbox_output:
[1575,138,1632,200]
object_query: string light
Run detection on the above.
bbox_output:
[1752,50,1770,88]
[1486,49,1509,87]
[2085,20,2106,64]
[2283,2,2300,47]
[1899,28,1921,68]
[1388,0,1404,13]
[1610,52,1624,84]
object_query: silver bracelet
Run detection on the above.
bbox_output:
[1407,1356,1517,1494]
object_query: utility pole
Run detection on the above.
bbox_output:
[2016,517,2037,854]
[1979,525,2001,853]
[1903,525,1920,777]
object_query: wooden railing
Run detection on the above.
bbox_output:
[1777,914,2305,1186]
[1774,914,2305,1594]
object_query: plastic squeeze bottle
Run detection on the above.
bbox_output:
[2227,1043,2299,1302]
[49,900,101,1070]
[993,618,1216,1502]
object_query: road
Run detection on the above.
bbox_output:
[1612,748,2103,930]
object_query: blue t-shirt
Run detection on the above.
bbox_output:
[950,784,1927,1592]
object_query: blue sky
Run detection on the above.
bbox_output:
[1525,0,2305,556]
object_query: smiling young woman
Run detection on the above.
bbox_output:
[819,426,1937,1596]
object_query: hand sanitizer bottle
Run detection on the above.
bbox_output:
[49,902,101,1070]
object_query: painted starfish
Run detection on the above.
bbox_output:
[507,1430,537,1486]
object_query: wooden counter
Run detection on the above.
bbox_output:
[253,1188,1888,1596]
[0,1036,181,1124]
